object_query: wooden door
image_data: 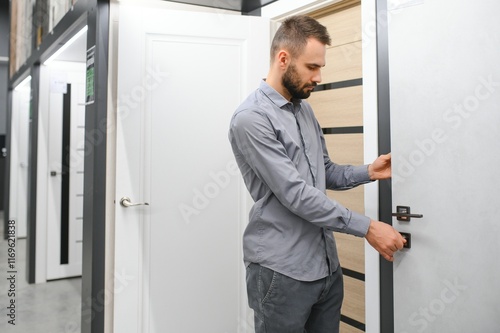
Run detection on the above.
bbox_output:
[309,2,366,332]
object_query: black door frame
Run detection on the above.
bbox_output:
[376,0,395,332]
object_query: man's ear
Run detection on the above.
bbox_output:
[276,50,290,70]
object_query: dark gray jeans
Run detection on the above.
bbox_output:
[246,263,343,333]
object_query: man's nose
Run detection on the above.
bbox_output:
[312,71,322,84]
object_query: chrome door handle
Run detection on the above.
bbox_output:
[120,196,150,207]
[392,205,423,221]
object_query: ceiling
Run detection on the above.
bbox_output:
[52,30,87,63]
[50,0,278,63]
[167,0,278,13]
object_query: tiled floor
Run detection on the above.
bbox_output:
[0,213,82,333]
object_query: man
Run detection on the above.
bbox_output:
[228,15,405,332]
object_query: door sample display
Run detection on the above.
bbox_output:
[113,3,269,332]
[387,0,500,331]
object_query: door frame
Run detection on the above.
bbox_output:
[374,0,395,332]
[262,1,388,332]
[360,0,396,331]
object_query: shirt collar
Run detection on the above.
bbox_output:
[259,80,302,109]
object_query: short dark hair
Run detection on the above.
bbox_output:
[270,15,331,61]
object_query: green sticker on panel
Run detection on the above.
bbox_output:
[86,45,96,104]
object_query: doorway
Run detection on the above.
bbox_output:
[31,25,88,283]
[308,2,367,332]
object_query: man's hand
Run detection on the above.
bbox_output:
[365,220,406,262]
[368,153,391,180]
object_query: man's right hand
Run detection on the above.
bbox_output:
[365,220,406,262]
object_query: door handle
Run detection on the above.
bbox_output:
[392,206,423,221]
[120,196,150,207]
[50,170,68,176]
[399,232,411,248]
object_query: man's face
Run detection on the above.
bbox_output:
[282,38,326,100]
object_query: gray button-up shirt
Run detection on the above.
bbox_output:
[229,80,372,281]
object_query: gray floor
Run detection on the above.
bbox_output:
[0,213,82,333]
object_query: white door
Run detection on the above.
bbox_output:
[9,80,31,239]
[388,1,500,332]
[113,3,269,333]
[44,61,86,280]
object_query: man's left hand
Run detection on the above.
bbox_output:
[368,153,391,180]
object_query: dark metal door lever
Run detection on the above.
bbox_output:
[392,206,423,221]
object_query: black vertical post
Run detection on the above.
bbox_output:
[60,84,71,265]
[0,0,8,239]
[376,0,394,332]
[26,65,40,284]
[3,87,12,240]
[81,1,109,332]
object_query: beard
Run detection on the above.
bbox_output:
[282,63,316,100]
